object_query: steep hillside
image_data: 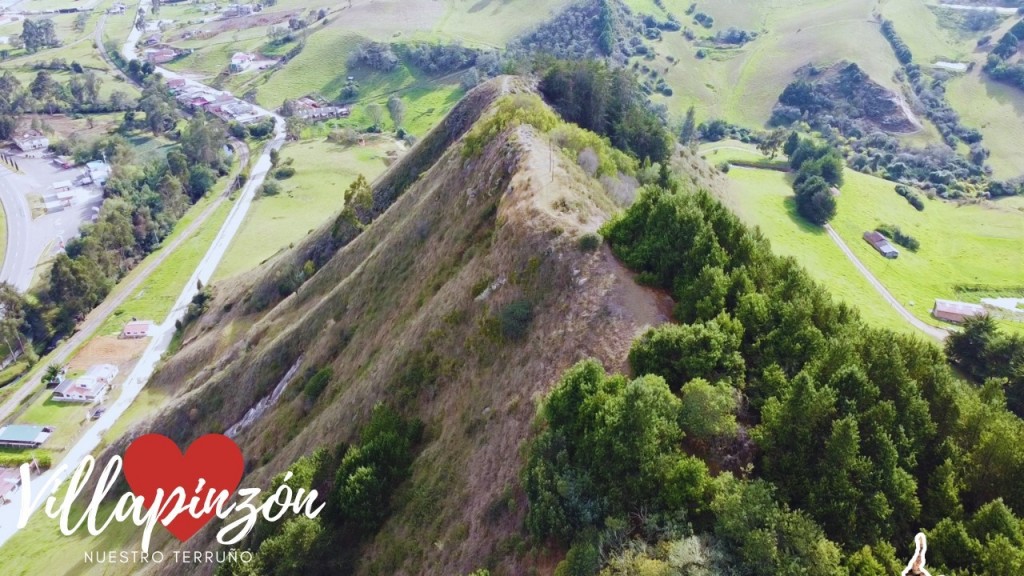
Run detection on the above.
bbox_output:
[90,78,680,575]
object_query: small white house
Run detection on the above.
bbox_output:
[52,364,118,404]
[12,130,49,152]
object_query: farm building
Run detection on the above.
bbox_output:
[0,425,53,448]
[167,78,187,92]
[12,130,49,152]
[146,48,178,64]
[121,320,151,339]
[52,364,118,403]
[863,231,899,259]
[932,299,988,324]
[223,3,256,17]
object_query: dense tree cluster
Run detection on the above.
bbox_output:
[523,172,1024,573]
[217,404,422,576]
[505,0,646,64]
[30,113,226,343]
[539,60,673,163]
[881,19,912,65]
[20,19,60,54]
[0,68,134,117]
[983,19,1024,92]
[400,42,483,75]
[349,42,398,72]
[786,135,842,224]
[946,316,1024,417]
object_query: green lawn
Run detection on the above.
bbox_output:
[0,495,146,576]
[214,138,394,279]
[831,168,1024,330]
[17,397,91,450]
[705,141,1024,335]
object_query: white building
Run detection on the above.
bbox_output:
[12,130,49,152]
[87,160,111,185]
[52,364,118,403]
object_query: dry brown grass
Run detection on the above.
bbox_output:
[88,78,684,576]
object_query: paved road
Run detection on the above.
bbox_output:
[824,224,949,341]
[0,161,99,292]
[0,0,284,538]
[0,165,35,291]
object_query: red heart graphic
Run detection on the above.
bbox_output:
[123,434,244,542]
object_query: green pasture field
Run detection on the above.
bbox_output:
[703,143,917,335]
[705,141,1024,335]
[213,138,394,280]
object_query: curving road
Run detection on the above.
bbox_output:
[824,224,949,341]
[0,165,34,292]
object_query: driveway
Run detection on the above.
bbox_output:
[824,224,949,341]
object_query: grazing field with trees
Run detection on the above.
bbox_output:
[706,140,1024,335]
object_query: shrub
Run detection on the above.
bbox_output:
[578,233,602,252]
[260,180,282,196]
[303,367,333,401]
[499,299,533,340]
[895,184,925,210]
[875,224,920,251]
[273,166,296,180]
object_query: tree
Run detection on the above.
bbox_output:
[679,378,738,441]
[365,103,384,130]
[628,317,745,390]
[386,96,405,130]
[0,283,28,354]
[679,105,697,145]
[782,131,800,157]
[43,363,64,384]
[756,128,787,159]
[22,19,59,54]
[794,174,837,225]
[181,112,227,168]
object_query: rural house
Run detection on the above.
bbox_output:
[146,48,178,64]
[52,364,118,403]
[12,130,49,152]
[229,52,254,73]
[121,320,152,339]
[932,299,987,324]
[0,425,53,448]
[863,231,899,259]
